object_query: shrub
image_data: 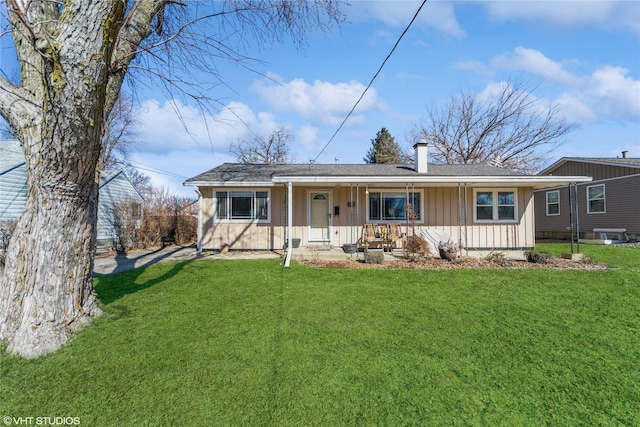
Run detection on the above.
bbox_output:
[111,187,197,252]
[526,251,549,264]
[405,235,430,261]
[485,250,509,266]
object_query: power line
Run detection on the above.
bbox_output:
[126,159,189,179]
[312,0,429,163]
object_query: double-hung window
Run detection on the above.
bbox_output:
[216,190,269,221]
[587,184,605,214]
[546,190,560,216]
[474,189,517,222]
[368,191,421,222]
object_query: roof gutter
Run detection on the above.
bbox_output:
[271,175,593,189]
[185,175,592,190]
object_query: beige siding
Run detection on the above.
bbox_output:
[198,184,536,251]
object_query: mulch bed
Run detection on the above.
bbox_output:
[299,254,609,271]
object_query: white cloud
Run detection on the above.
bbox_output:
[482,1,640,36]
[296,125,320,152]
[251,74,382,126]
[587,66,640,120]
[348,1,465,38]
[492,47,578,85]
[481,48,640,123]
[552,93,595,123]
[134,99,276,154]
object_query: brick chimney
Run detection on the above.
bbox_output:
[413,141,428,173]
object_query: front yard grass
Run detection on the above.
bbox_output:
[1,244,638,426]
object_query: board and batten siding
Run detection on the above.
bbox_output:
[535,174,640,239]
[421,186,534,250]
[547,160,638,181]
[199,186,286,250]
[199,184,536,251]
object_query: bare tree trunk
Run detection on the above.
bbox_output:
[0,171,102,357]
[0,0,345,359]
[0,0,119,359]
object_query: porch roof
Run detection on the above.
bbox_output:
[184,162,591,190]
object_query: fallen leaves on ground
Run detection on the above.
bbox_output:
[298,254,609,270]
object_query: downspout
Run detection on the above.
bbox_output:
[284,181,293,267]
[574,183,580,254]
[195,189,203,255]
[349,184,354,258]
[464,183,468,256]
[283,183,287,250]
[458,183,462,251]
[569,183,575,254]
[357,184,361,259]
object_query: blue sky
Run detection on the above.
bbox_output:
[2,1,639,196]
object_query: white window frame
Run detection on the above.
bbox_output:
[473,188,518,223]
[546,190,560,216]
[214,189,271,223]
[366,189,423,223]
[586,184,606,214]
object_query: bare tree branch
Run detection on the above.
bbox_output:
[412,79,575,174]
[230,126,297,164]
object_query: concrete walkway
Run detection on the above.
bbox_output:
[93,245,200,275]
[93,245,285,275]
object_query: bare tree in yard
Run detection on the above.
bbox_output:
[0,0,345,358]
[98,93,140,172]
[412,79,574,174]
[230,126,297,164]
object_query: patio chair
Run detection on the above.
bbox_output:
[360,223,384,252]
[386,223,404,250]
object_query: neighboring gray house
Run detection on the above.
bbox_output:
[534,155,640,242]
[1,139,143,248]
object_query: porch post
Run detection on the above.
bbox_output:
[284,181,293,267]
[196,189,203,254]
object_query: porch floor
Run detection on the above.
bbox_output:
[289,246,402,262]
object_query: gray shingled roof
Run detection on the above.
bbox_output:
[539,157,640,175]
[184,162,520,184]
[563,157,640,167]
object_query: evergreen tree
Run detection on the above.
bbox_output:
[364,128,407,164]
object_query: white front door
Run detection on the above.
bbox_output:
[309,191,331,241]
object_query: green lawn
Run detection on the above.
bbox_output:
[1,244,639,426]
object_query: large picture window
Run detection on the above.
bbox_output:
[368,191,421,222]
[216,190,269,221]
[587,184,605,214]
[546,190,560,216]
[474,189,517,222]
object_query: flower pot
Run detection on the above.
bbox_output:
[342,243,357,254]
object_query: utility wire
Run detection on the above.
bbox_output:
[312,0,429,163]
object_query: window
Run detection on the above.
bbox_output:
[546,190,560,216]
[587,184,605,214]
[474,189,517,222]
[368,191,421,222]
[216,190,269,221]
